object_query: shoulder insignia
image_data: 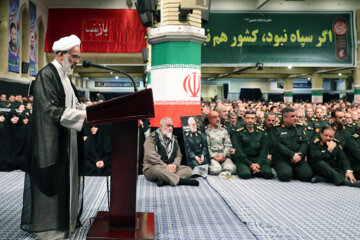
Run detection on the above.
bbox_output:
[296,122,303,126]
[151,132,156,137]
[257,126,264,131]
[339,145,343,150]
[197,130,202,135]
[353,134,359,139]
[236,127,244,132]
[303,130,307,135]
[174,135,178,139]
[274,123,280,127]
[334,138,340,143]
[185,132,189,136]
[313,138,320,143]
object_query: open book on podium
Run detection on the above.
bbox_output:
[86,89,155,240]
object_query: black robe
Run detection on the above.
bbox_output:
[0,111,29,171]
[21,63,85,234]
[84,124,111,176]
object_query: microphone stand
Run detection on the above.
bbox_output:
[82,61,138,92]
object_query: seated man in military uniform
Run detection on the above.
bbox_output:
[231,110,273,179]
[143,117,199,187]
[270,107,313,182]
[205,111,236,176]
[184,117,209,178]
[309,126,359,187]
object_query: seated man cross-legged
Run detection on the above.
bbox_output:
[232,110,274,179]
[143,117,199,187]
[270,107,313,182]
[309,126,360,187]
[205,111,236,177]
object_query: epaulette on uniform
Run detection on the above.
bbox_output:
[313,138,320,143]
[296,122,303,126]
[236,127,244,132]
[151,132,156,137]
[334,138,340,143]
[352,133,359,139]
[256,126,264,131]
[274,123,281,127]
[197,130,202,135]
[185,132,189,136]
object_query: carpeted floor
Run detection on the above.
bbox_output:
[1,171,359,239]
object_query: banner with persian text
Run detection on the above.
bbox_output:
[45,9,146,53]
[29,1,37,76]
[202,11,356,67]
[8,0,20,73]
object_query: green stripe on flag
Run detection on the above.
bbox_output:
[152,42,201,66]
[354,89,360,95]
[312,91,323,96]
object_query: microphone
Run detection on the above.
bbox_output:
[82,60,138,92]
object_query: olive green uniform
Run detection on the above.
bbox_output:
[308,117,328,141]
[343,132,360,179]
[224,121,243,138]
[231,126,273,179]
[270,123,313,182]
[309,138,351,185]
[184,130,209,168]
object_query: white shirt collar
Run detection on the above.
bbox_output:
[51,59,66,77]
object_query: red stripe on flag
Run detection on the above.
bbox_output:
[151,104,201,128]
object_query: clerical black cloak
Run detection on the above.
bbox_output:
[21,63,84,234]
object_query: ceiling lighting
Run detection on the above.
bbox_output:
[287,66,292,69]
[307,77,310,80]
[110,72,113,75]
[115,76,119,79]
[338,73,342,76]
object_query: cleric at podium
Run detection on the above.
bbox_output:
[21,35,87,240]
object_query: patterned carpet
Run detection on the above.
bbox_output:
[0,171,254,240]
[208,176,360,240]
[2,171,359,240]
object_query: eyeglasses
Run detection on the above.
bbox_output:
[69,54,81,60]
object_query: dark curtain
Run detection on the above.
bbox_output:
[324,93,340,102]
[0,80,30,97]
[268,93,283,102]
[293,94,311,102]
[239,88,262,101]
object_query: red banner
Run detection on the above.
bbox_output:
[45,9,146,53]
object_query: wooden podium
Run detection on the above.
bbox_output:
[86,89,155,239]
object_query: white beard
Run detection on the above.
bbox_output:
[63,55,74,76]
[162,129,173,139]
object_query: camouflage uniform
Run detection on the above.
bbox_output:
[205,125,236,175]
